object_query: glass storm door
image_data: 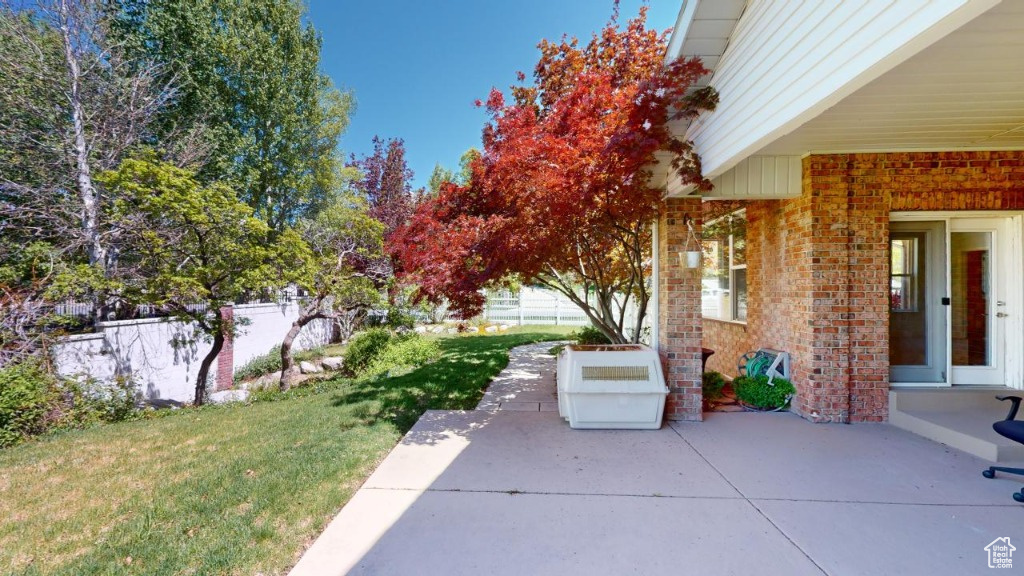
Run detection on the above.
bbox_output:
[890,221,947,384]
[949,219,1005,386]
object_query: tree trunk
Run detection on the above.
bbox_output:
[61,1,102,267]
[536,274,642,345]
[279,300,323,391]
[194,331,223,406]
[279,318,308,391]
[59,0,107,324]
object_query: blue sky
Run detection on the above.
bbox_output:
[305,1,681,190]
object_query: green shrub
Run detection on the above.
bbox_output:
[0,361,54,448]
[0,363,139,448]
[235,345,327,382]
[66,376,138,425]
[733,375,795,410]
[385,306,417,330]
[365,335,441,377]
[234,347,282,381]
[702,371,726,401]
[572,325,611,345]
[344,328,394,375]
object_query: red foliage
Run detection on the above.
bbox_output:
[391,6,717,329]
[348,136,417,239]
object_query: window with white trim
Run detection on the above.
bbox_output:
[701,210,747,322]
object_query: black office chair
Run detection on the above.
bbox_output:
[982,395,1024,503]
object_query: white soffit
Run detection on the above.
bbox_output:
[757,0,1024,156]
[670,0,1003,182]
[665,0,747,87]
[661,0,746,196]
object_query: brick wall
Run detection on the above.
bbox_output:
[658,196,704,421]
[702,319,748,378]
[216,305,235,392]
[713,151,1024,423]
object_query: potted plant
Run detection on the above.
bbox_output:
[702,370,726,410]
[732,374,795,412]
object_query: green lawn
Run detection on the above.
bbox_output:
[0,328,571,576]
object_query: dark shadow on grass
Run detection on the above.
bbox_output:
[329,333,563,435]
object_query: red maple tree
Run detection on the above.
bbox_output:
[392,5,717,342]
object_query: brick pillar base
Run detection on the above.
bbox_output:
[658,197,704,421]
[216,305,234,391]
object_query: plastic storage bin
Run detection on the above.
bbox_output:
[557,344,668,429]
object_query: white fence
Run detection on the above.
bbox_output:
[52,302,331,404]
[54,300,210,321]
[480,287,646,337]
[482,287,590,326]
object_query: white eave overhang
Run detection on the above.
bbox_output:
[662,0,1022,199]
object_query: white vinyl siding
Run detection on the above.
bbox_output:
[682,0,997,179]
[706,156,802,199]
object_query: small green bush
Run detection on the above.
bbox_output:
[1,362,140,448]
[385,306,417,330]
[572,325,611,345]
[733,375,795,410]
[365,335,441,377]
[344,328,394,375]
[59,376,139,425]
[702,371,726,402]
[234,346,326,381]
[234,347,282,381]
[0,361,54,448]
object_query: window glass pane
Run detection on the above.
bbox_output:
[731,219,746,267]
[701,239,727,318]
[890,237,917,312]
[951,232,991,367]
[701,209,747,322]
[733,268,747,321]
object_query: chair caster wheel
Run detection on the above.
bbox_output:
[1014,492,1024,504]
[983,469,995,479]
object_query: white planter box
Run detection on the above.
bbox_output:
[557,344,668,429]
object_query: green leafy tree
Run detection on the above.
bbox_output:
[278,197,386,390]
[426,164,455,197]
[99,158,282,405]
[425,149,480,196]
[111,0,353,232]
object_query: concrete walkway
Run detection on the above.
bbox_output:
[290,342,1024,576]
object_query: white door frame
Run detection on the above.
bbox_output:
[890,211,1023,390]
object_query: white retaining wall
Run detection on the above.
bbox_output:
[52,302,331,404]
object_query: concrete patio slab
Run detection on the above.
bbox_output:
[674,412,1021,505]
[326,491,824,576]
[754,499,1024,576]
[291,342,1024,576]
[363,410,741,499]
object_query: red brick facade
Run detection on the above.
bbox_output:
[657,197,704,421]
[216,305,235,391]
[702,319,747,377]
[698,151,1024,423]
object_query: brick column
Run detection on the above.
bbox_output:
[807,168,852,423]
[657,196,704,421]
[216,305,234,391]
